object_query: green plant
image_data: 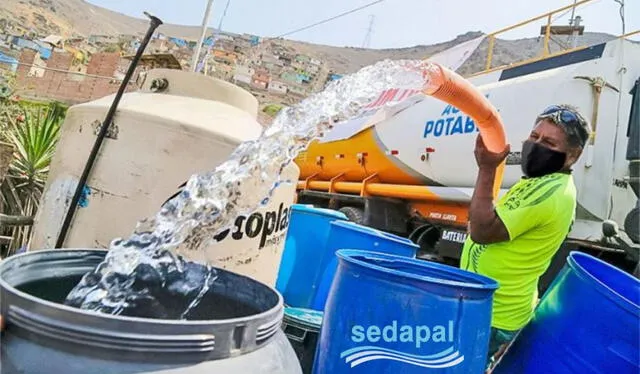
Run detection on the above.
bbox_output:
[1,101,66,255]
[263,104,283,117]
[6,104,64,201]
[103,44,121,53]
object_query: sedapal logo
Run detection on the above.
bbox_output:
[340,320,464,369]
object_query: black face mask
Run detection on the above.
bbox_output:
[521,140,567,178]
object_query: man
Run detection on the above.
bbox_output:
[459,104,591,368]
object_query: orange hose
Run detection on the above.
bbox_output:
[422,62,507,199]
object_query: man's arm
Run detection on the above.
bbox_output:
[468,166,510,244]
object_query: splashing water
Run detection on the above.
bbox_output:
[64,59,438,319]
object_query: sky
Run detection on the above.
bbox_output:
[87,0,638,49]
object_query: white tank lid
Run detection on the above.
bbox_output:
[73,91,263,144]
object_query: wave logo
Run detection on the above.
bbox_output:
[340,346,464,369]
[340,320,465,369]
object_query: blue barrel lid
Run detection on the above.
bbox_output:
[336,249,499,291]
[330,221,419,248]
[284,307,323,329]
[291,204,347,220]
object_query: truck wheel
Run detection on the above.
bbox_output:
[624,207,640,244]
[339,206,364,224]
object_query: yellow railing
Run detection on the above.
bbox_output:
[468,0,639,77]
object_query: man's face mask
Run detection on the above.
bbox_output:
[521,140,567,178]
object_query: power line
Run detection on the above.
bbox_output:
[12,61,124,81]
[274,0,384,39]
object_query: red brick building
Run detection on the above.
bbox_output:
[15,49,140,104]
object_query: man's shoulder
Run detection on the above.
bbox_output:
[501,173,574,211]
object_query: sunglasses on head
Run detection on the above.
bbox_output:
[539,105,589,145]
[540,105,582,127]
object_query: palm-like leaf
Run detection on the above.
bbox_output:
[5,103,64,207]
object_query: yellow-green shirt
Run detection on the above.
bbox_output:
[460,172,576,331]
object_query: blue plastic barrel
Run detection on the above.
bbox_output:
[311,221,419,310]
[494,251,640,374]
[275,205,347,308]
[313,249,499,374]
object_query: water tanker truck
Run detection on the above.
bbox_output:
[294,38,640,289]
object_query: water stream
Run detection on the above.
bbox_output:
[64,59,438,319]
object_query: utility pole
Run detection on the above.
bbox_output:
[191,0,215,72]
[362,15,374,48]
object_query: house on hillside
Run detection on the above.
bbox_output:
[213,49,237,65]
[252,71,270,90]
[305,63,321,75]
[280,70,304,85]
[232,36,251,51]
[217,34,235,41]
[268,80,288,95]
[214,39,235,52]
[295,54,310,64]
[261,54,281,66]
[264,62,283,75]
[168,37,188,48]
[0,51,18,73]
[210,61,234,80]
[288,84,308,97]
[10,36,52,60]
[239,33,260,46]
[88,34,118,45]
[278,53,293,66]
[148,38,169,53]
[290,60,305,70]
[271,45,287,56]
[40,35,64,50]
[233,65,254,85]
[10,36,39,51]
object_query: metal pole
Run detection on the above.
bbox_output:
[568,0,577,26]
[191,0,215,72]
[55,12,163,249]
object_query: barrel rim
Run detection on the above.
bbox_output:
[567,251,640,314]
[291,204,347,220]
[336,249,499,290]
[0,248,284,327]
[329,221,419,249]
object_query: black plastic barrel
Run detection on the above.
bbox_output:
[282,307,323,374]
[0,249,301,373]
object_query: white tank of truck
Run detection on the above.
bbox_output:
[30,68,300,286]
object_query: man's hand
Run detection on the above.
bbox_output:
[474,134,511,170]
[468,134,511,245]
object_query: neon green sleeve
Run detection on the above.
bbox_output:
[495,180,564,240]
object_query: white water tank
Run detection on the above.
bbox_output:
[175,163,299,286]
[31,69,299,285]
